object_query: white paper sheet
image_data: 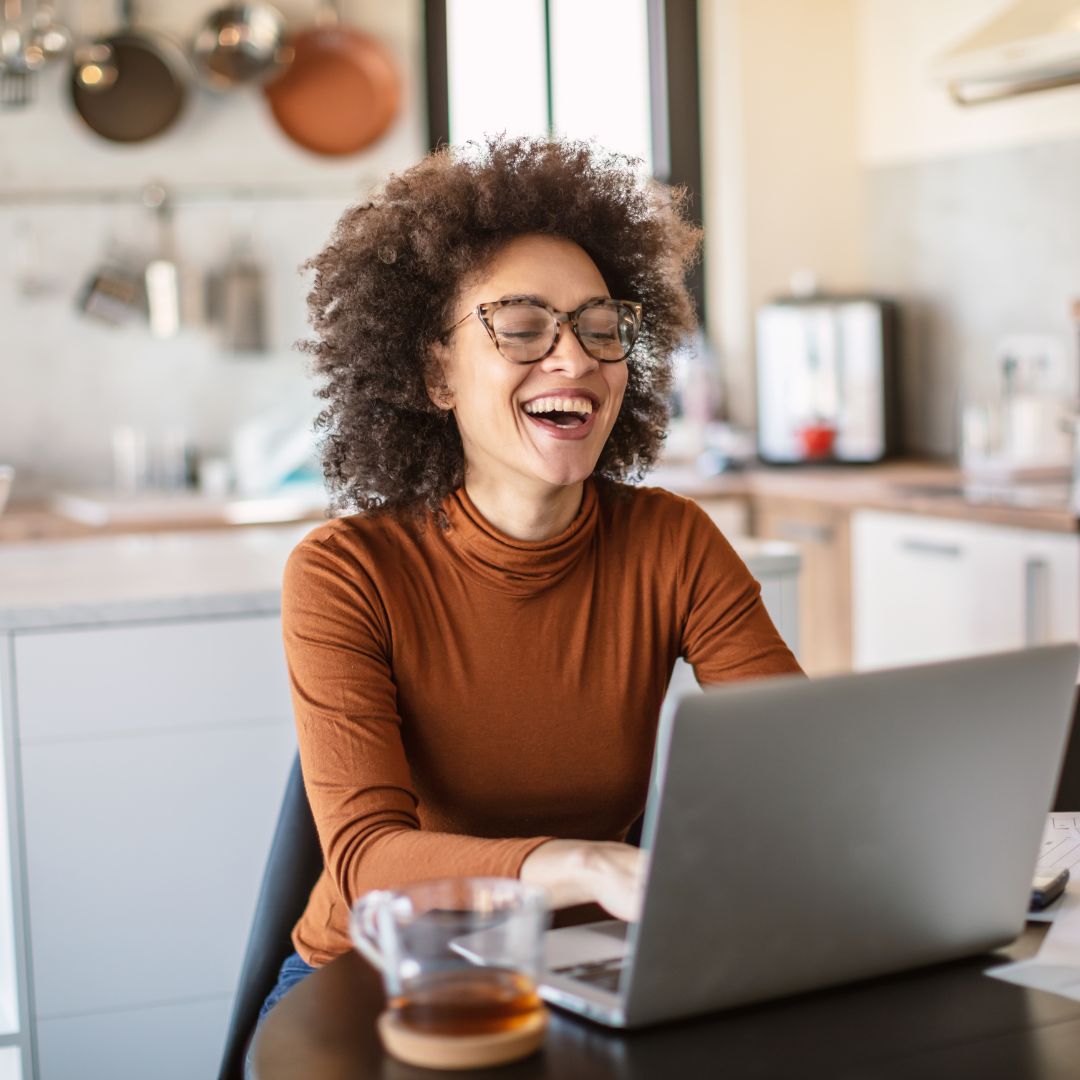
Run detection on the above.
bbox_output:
[987,813,1080,1000]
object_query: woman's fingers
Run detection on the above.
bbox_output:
[519,838,650,920]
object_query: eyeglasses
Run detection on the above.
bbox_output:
[440,296,643,365]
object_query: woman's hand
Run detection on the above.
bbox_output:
[520,839,649,922]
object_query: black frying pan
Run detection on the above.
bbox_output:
[69,1,188,143]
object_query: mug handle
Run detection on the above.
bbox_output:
[349,890,393,972]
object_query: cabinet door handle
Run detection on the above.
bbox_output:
[899,538,963,558]
[776,520,834,544]
[1024,558,1050,646]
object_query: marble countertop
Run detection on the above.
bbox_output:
[0,523,798,632]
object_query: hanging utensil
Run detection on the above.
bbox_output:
[208,234,269,354]
[76,240,146,326]
[143,182,181,339]
[262,0,400,157]
[70,0,188,143]
[190,2,290,91]
[29,2,70,61]
[1,0,45,108]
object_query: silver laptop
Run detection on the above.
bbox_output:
[534,645,1079,1028]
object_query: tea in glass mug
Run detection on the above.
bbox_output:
[350,877,551,1069]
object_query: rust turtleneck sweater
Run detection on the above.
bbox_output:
[282,478,802,965]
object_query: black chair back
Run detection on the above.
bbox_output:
[217,753,324,1080]
[1053,686,1080,812]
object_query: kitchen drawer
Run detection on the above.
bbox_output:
[21,720,295,1018]
[14,614,290,741]
[35,997,227,1080]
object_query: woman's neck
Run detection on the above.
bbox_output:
[463,475,584,541]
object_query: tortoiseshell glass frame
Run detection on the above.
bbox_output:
[441,296,644,364]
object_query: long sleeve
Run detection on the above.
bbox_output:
[676,499,804,686]
[281,537,553,909]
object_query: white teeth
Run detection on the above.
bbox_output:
[522,397,595,415]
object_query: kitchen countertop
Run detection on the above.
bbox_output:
[647,460,1079,534]
[1,461,1075,544]
[0,524,799,632]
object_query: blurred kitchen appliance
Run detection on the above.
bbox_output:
[756,296,899,465]
[230,407,319,496]
[931,0,1080,106]
[962,338,1076,482]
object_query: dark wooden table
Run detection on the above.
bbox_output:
[252,922,1080,1079]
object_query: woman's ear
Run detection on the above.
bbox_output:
[425,342,454,412]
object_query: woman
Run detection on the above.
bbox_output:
[259,135,802,1020]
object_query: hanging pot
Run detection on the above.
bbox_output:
[262,0,400,157]
[190,2,290,92]
[70,0,188,143]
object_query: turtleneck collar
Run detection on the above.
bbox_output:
[440,479,600,596]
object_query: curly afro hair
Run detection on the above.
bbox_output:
[300,135,702,521]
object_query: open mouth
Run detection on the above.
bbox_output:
[521,397,599,439]
[528,410,588,429]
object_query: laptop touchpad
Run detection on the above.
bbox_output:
[543,920,629,971]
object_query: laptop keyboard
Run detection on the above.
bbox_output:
[551,956,626,993]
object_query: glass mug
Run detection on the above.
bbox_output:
[350,877,551,1044]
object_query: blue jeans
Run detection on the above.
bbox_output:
[258,951,316,1023]
[245,952,316,1079]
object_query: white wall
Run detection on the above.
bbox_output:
[700,0,866,429]
[856,0,1080,166]
[856,0,1080,455]
[0,0,426,498]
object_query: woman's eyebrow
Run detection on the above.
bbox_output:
[496,293,611,306]
[497,292,547,304]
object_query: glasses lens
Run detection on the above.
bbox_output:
[490,303,555,362]
[577,301,639,361]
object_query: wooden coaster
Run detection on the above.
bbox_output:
[376,1006,548,1070]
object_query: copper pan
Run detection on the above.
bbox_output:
[262,0,400,157]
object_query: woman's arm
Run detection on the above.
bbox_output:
[676,499,805,685]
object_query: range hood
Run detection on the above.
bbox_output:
[932,0,1080,105]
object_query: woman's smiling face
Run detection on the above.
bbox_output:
[429,233,629,495]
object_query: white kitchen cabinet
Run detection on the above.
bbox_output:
[15,615,290,741]
[2,611,296,1080]
[852,510,1080,670]
[35,998,227,1080]
[0,1048,21,1080]
[20,720,294,1020]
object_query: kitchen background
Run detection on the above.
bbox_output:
[702,0,1080,455]
[1,0,1079,496]
[0,0,426,500]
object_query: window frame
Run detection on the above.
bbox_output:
[423,0,705,326]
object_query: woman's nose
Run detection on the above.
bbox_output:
[541,323,599,376]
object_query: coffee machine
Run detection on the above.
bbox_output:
[755,296,900,464]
